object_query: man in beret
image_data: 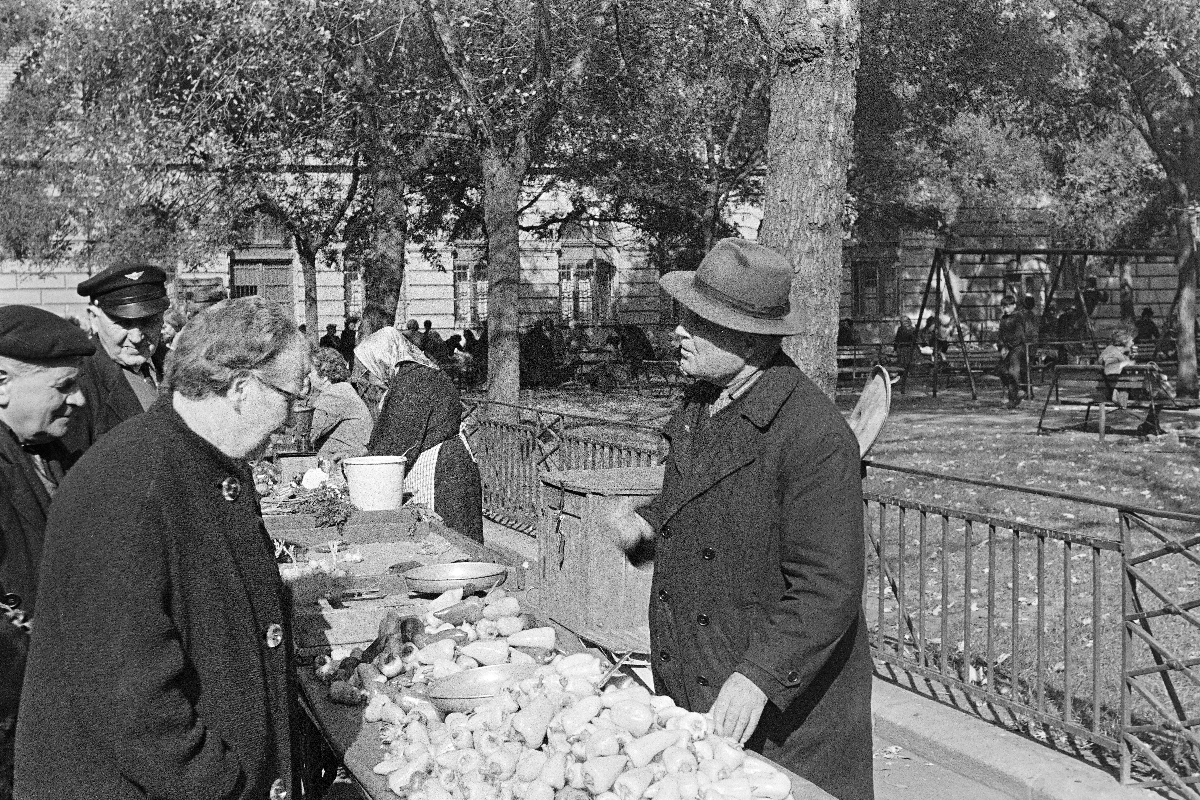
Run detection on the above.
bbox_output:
[62,264,170,454]
[608,239,873,799]
[0,305,95,800]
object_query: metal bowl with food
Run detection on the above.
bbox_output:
[426,663,537,713]
[403,562,508,595]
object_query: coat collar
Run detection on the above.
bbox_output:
[657,351,801,527]
[0,419,53,525]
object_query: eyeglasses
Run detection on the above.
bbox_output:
[252,372,310,404]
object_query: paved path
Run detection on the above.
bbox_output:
[874,736,1011,800]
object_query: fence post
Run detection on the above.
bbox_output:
[1119,511,1132,785]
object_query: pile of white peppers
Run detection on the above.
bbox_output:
[366,654,793,800]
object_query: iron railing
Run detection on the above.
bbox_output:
[459,398,1198,794]
[460,398,660,531]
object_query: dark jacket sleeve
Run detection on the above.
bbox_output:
[58,478,246,799]
[735,423,865,711]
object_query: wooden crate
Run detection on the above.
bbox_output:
[536,467,664,654]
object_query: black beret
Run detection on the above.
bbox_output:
[77,264,170,319]
[0,305,96,361]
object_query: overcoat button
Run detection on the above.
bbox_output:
[786,670,800,683]
[701,548,715,560]
[696,613,709,626]
[221,477,241,501]
[658,589,670,603]
[696,675,709,687]
[265,623,284,648]
[659,651,671,662]
[661,528,672,540]
[269,778,289,800]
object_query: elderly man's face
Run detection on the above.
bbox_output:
[0,358,85,443]
[88,306,163,369]
[674,309,751,383]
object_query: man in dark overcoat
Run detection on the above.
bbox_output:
[16,297,309,800]
[61,264,170,455]
[0,306,95,800]
[609,238,874,800]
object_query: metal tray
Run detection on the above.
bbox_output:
[402,562,508,595]
[426,663,537,713]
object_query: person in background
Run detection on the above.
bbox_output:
[356,327,483,542]
[892,316,918,371]
[309,347,372,464]
[997,295,1027,409]
[403,319,422,345]
[1134,307,1160,345]
[319,324,340,350]
[0,307,95,800]
[1021,295,1040,342]
[836,319,858,347]
[339,316,359,365]
[16,297,308,800]
[604,239,872,800]
[520,320,558,388]
[153,307,187,378]
[63,264,170,456]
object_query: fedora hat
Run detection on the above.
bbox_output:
[659,238,802,335]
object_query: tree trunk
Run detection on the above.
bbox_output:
[751,0,860,398]
[1180,206,1199,398]
[481,145,527,408]
[297,240,320,342]
[362,168,408,324]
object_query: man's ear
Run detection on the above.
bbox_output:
[0,367,12,408]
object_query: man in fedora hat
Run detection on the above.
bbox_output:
[62,264,171,454]
[608,238,873,799]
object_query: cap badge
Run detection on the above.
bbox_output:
[221,477,241,501]
[125,271,145,280]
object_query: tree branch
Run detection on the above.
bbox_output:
[416,0,497,148]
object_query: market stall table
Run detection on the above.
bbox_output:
[281,509,834,800]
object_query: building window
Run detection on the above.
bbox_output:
[560,258,614,324]
[851,259,899,318]
[454,256,488,325]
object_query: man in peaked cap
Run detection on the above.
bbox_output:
[0,305,95,800]
[606,238,874,800]
[62,264,170,454]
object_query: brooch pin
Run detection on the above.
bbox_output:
[221,477,241,501]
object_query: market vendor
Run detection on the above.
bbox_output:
[62,264,171,455]
[356,325,484,543]
[607,238,873,800]
[0,306,95,800]
[16,296,307,800]
[310,345,373,463]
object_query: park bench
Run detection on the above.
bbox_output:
[838,344,905,389]
[1036,364,1164,441]
[929,344,1001,395]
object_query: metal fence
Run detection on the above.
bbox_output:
[460,398,660,532]
[459,398,1198,795]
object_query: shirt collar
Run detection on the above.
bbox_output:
[731,351,801,430]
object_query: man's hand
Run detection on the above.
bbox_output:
[600,495,655,551]
[710,671,768,744]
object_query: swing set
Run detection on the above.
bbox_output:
[901,247,1177,399]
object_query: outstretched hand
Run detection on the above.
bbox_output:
[710,671,768,744]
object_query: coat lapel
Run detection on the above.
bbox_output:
[656,357,800,528]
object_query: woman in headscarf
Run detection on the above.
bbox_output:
[354,326,484,543]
